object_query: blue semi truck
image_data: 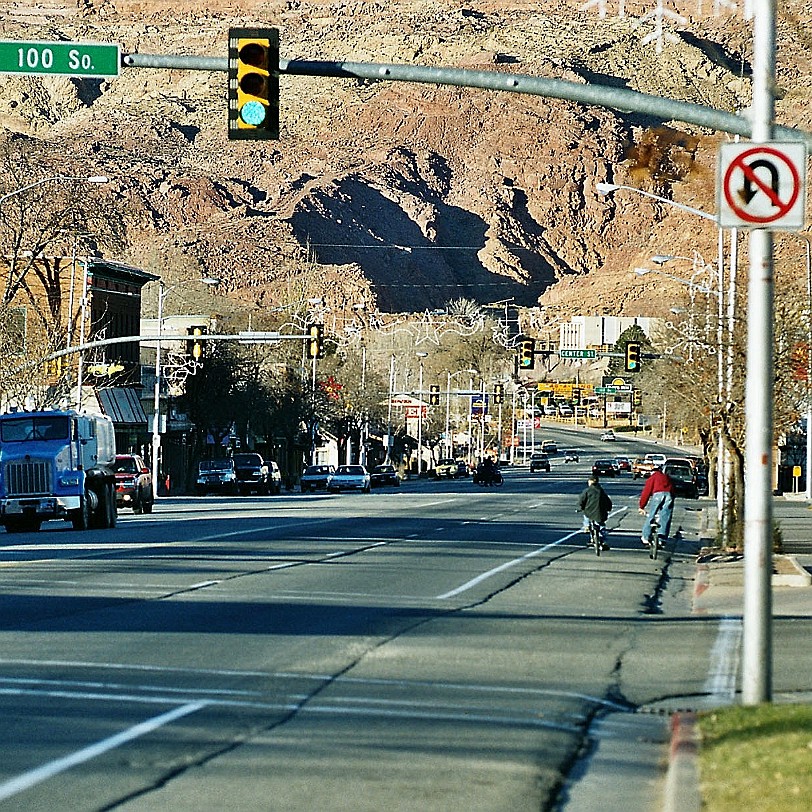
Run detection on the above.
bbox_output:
[0,409,117,533]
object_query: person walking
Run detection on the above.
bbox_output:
[578,476,612,550]
[639,465,676,548]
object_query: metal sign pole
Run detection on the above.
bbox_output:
[742,0,776,706]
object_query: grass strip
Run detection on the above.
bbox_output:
[698,703,812,811]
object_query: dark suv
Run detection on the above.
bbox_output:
[232,453,272,495]
[113,454,154,513]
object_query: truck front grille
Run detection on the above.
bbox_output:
[5,460,52,497]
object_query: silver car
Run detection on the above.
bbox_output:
[327,464,371,493]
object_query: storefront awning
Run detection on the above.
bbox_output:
[97,387,148,426]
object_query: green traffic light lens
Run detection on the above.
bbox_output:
[239,100,267,126]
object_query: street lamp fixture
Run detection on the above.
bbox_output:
[0,174,109,207]
[151,276,220,500]
[595,181,716,222]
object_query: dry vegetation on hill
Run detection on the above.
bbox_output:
[1,1,811,324]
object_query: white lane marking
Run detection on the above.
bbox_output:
[437,530,582,599]
[437,506,628,600]
[0,701,206,801]
[703,615,742,703]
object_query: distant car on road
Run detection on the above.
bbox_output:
[614,456,632,472]
[529,453,551,472]
[592,459,619,477]
[455,460,470,477]
[113,454,153,513]
[663,458,700,499]
[600,430,617,441]
[563,449,580,463]
[370,464,400,488]
[232,452,276,495]
[300,464,335,493]
[434,458,458,478]
[327,465,371,493]
[540,440,558,454]
[632,458,656,479]
[196,458,238,495]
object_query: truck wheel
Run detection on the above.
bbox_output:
[71,496,91,531]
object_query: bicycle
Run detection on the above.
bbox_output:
[646,514,661,561]
[587,519,607,557]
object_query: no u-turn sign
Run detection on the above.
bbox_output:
[718,142,806,230]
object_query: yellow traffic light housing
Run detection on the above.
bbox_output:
[228,27,279,140]
[493,384,504,404]
[308,324,324,359]
[187,325,207,360]
[625,341,641,372]
[429,385,440,406]
[519,338,535,370]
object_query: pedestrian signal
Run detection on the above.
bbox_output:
[228,27,279,140]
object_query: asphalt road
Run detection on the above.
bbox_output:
[0,431,750,810]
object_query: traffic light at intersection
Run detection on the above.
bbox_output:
[228,27,279,140]
[308,324,324,359]
[187,326,207,360]
[493,384,504,404]
[429,385,440,405]
[518,338,535,370]
[625,341,641,372]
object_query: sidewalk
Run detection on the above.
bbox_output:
[662,495,812,811]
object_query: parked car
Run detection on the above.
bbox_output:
[327,464,371,493]
[614,456,632,472]
[434,458,458,478]
[196,458,238,495]
[543,404,558,416]
[529,452,551,472]
[563,449,580,463]
[113,454,153,513]
[232,452,273,495]
[600,430,616,441]
[370,464,401,488]
[592,459,619,477]
[663,458,699,499]
[300,464,335,492]
[558,404,574,418]
[540,440,558,454]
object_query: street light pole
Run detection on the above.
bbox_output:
[151,277,219,500]
[416,352,427,476]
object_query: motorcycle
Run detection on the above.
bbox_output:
[473,463,503,487]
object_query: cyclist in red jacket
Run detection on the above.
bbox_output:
[639,465,675,547]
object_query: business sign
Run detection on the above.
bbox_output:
[0,40,120,77]
[718,142,806,229]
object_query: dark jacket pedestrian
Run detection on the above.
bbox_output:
[579,477,612,524]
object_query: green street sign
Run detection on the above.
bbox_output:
[0,40,120,78]
[595,386,618,394]
[560,349,597,358]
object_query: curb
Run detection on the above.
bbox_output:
[663,712,701,812]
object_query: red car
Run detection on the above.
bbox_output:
[113,454,154,513]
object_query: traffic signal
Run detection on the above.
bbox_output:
[307,324,324,359]
[187,325,207,361]
[429,385,440,405]
[572,388,581,405]
[228,27,279,140]
[493,384,504,404]
[518,338,536,370]
[625,341,641,372]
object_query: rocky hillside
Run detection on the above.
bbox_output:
[1,0,811,324]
